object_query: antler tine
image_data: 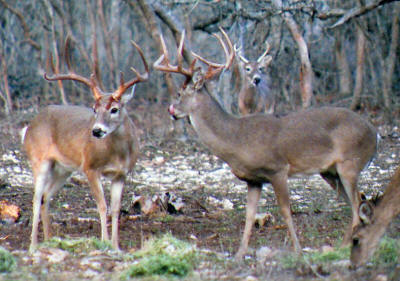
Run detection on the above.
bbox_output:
[218,27,235,69]
[112,40,150,100]
[257,41,271,63]
[44,33,104,101]
[191,27,235,79]
[153,30,195,79]
[234,44,249,64]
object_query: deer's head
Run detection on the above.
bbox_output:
[45,37,148,139]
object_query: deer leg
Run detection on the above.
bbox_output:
[270,174,301,253]
[30,161,52,253]
[86,171,109,242]
[320,172,350,205]
[110,175,125,250]
[336,161,361,245]
[41,168,70,241]
[235,183,262,260]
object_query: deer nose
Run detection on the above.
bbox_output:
[92,127,106,138]
[253,77,261,85]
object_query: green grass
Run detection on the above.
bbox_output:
[121,234,198,280]
[41,236,113,254]
[280,246,350,269]
[372,237,400,266]
[0,246,16,273]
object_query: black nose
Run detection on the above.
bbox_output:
[253,77,261,85]
[92,128,105,138]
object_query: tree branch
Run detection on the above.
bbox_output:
[330,0,399,28]
[0,0,41,51]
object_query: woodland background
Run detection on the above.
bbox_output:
[0,0,399,125]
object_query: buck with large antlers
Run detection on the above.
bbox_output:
[22,37,148,253]
[153,27,378,260]
[350,166,400,267]
[236,42,275,115]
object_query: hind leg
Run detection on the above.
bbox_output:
[30,161,53,253]
[336,160,362,245]
[321,162,362,245]
[41,165,70,241]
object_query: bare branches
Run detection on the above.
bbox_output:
[0,0,41,51]
[330,0,400,28]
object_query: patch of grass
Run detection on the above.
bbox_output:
[121,234,198,280]
[280,246,350,269]
[0,246,16,273]
[155,214,175,223]
[41,236,113,254]
[308,246,349,263]
[372,237,400,266]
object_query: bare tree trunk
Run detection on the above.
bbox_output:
[334,31,352,96]
[98,0,117,89]
[350,25,365,110]
[0,40,12,113]
[382,2,399,110]
[272,0,314,108]
[130,0,177,102]
[44,0,68,105]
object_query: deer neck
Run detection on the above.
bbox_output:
[188,92,240,158]
[374,169,400,226]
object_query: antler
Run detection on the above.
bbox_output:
[234,44,249,64]
[45,36,149,102]
[257,42,271,63]
[112,40,150,101]
[191,27,235,79]
[153,30,197,85]
[44,35,105,101]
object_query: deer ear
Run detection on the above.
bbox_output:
[121,84,136,104]
[358,201,373,225]
[192,69,205,90]
[259,55,272,68]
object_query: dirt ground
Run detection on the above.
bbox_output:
[0,104,399,280]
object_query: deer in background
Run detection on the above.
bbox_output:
[22,37,149,253]
[236,42,275,115]
[153,27,378,260]
[351,166,400,267]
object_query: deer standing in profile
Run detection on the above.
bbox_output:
[153,28,378,260]
[22,37,149,253]
[350,166,400,267]
[236,42,275,115]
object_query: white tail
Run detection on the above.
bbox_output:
[350,167,400,267]
[23,37,149,253]
[236,42,275,115]
[154,28,378,260]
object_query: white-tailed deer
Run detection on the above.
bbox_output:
[350,166,400,267]
[22,37,149,253]
[153,28,378,260]
[236,43,275,115]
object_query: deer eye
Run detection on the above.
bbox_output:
[246,66,251,72]
[93,107,97,114]
[110,108,119,114]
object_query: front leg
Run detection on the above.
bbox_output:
[235,183,262,260]
[86,170,109,242]
[270,173,301,253]
[110,175,125,250]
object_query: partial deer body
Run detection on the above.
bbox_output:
[351,167,400,267]
[23,38,148,253]
[154,28,378,260]
[236,43,275,115]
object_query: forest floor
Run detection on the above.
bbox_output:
[0,104,399,281]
